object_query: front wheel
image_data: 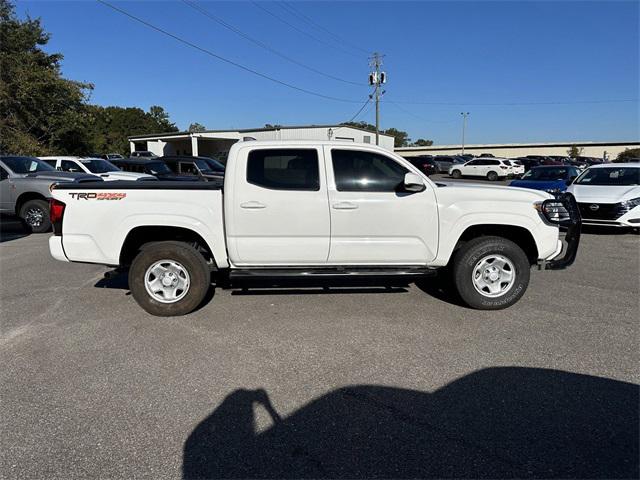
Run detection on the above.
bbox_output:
[129,241,211,316]
[452,236,530,310]
[487,171,499,181]
[451,169,462,179]
[19,199,51,233]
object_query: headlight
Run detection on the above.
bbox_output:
[546,188,562,194]
[622,197,640,209]
[534,200,570,223]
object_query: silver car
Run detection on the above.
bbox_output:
[0,156,99,232]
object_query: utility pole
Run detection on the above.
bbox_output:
[460,112,470,154]
[369,52,386,146]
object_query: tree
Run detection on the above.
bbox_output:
[567,145,583,158]
[188,122,206,133]
[0,0,93,154]
[383,127,411,148]
[412,139,433,147]
[615,148,640,162]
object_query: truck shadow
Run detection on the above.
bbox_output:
[183,367,639,479]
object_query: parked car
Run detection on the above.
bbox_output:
[102,153,125,161]
[432,155,456,173]
[404,157,437,176]
[48,140,580,316]
[515,157,541,172]
[509,166,581,194]
[39,156,154,181]
[449,158,512,181]
[567,163,640,228]
[503,159,525,177]
[0,156,99,232]
[575,156,603,166]
[158,155,225,181]
[111,158,201,181]
[129,151,158,159]
[479,153,495,158]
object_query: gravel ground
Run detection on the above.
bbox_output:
[1,195,638,479]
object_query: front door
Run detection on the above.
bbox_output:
[325,147,439,265]
[0,165,15,212]
[227,147,330,266]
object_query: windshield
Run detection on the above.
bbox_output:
[1,157,55,174]
[146,162,171,175]
[574,167,639,186]
[522,167,573,181]
[80,159,120,173]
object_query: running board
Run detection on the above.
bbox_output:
[228,266,437,287]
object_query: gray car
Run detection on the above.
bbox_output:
[0,156,100,232]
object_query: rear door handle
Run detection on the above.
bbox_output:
[240,201,266,209]
[332,202,358,210]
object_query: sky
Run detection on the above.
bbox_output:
[16,0,640,145]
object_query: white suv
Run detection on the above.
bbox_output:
[40,157,155,181]
[449,158,512,181]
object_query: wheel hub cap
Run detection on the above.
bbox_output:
[472,254,516,298]
[144,260,190,304]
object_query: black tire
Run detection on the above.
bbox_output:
[128,241,211,316]
[487,171,498,181]
[19,199,51,233]
[451,169,462,179]
[452,236,530,310]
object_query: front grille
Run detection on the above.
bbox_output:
[578,202,630,220]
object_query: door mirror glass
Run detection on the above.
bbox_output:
[404,172,425,192]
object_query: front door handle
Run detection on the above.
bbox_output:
[332,202,358,210]
[240,201,266,209]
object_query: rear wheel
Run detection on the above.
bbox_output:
[451,169,462,179]
[452,236,530,310]
[487,171,498,181]
[19,199,51,233]
[129,241,211,316]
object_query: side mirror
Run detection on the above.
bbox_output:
[404,172,426,192]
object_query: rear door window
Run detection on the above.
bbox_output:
[247,149,319,191]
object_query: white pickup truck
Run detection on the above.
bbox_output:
[48,141,581,316]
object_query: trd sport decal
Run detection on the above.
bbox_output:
[68,192,127,200]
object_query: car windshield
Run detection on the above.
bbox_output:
[2,157,55,173]
[574,167,639,186]
[146,162,171,175]
[522,167,572,181]
[80,159,120,173]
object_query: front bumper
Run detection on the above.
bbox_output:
[539,193,582,270]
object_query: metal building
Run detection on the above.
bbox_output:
[129,125,396,160]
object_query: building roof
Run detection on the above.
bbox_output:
[395,140,640,151]
[129,124,393,141]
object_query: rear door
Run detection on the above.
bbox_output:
[227,147,330,265]
[0,164,15,212]
[325,146,438,264]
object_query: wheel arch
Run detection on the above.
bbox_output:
[452,224,539,265]
[119,226,217,268]
[15,191,48,215]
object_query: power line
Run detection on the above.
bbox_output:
[251,1,362,60]
[386,100,456,124]
[384,98,639,106]
[277,1,368,55]
[96,0,364,104]
[347,96,373,123]
[180,0,363,86]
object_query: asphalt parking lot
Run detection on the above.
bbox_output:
[1,180,639,478]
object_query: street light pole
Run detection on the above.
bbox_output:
[460,112,469,154]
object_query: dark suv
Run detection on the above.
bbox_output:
[404,156,437,176]
[111,158,200,181]
[158,155,225,181]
